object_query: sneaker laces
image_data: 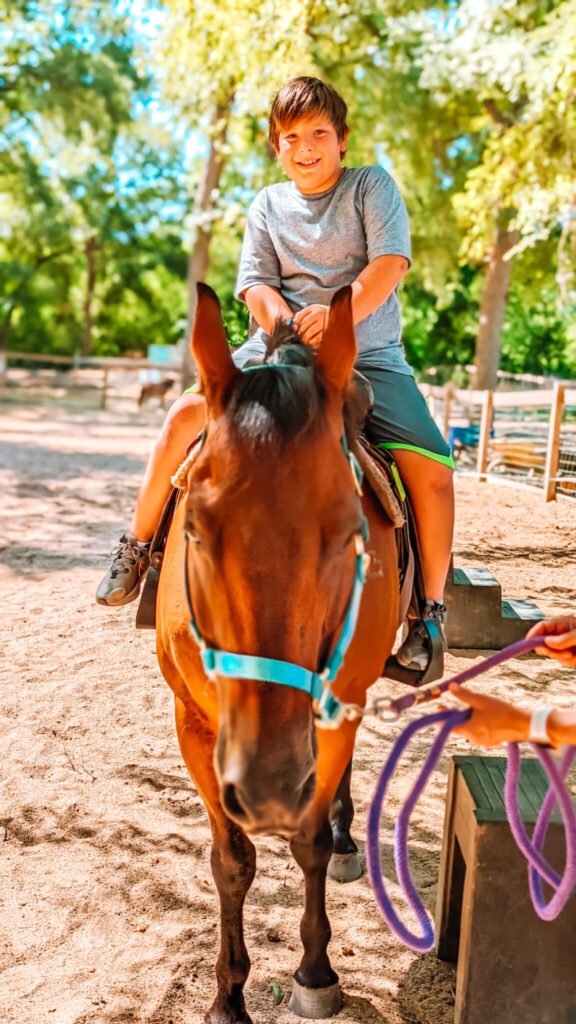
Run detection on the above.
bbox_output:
[109,535,149,579]
[422,599,446,625]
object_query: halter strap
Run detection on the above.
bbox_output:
[185,533,368,716]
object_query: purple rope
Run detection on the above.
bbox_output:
[366,708,471,952]
[388,636,547,718]
[367,637,576,949]
[505,743,576,920]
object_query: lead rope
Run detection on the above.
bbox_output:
[366,642,576,951]
[505,743,576,921]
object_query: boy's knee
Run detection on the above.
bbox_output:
[155,393,206,453]
[164,392,205,435]
[426,461,454,496]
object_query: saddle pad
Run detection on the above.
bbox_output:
[356,437,405,529]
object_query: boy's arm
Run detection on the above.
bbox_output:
[244,285,293,336]
[351,253,409,323]
[294,254,409,347]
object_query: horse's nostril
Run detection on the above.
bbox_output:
[222,783,247,822]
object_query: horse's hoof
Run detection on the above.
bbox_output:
[327,851,363,882]
[289,979,342,1018]
[204,996,252,1024]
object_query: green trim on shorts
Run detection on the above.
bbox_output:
[379,442,455,470]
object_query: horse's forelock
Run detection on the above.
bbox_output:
[228,320,362,449]
[227,323,318,446]
[265,319,303,356]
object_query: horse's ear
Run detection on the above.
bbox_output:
[315,285,357,390]
[191,283,238,410]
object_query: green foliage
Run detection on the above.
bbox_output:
[1,0,574,381]
[402,260,576,380]
[206,224,249,347]
[402,268,479,375]
[397,0,576,272]
[500,288,576,377]
[0,0,189,357]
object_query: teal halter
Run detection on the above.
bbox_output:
[182,362,370,728]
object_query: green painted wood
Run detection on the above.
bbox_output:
[452,754,556,824]
[453,566,500,588]
[502,598,544,621]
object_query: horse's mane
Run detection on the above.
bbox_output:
[228,321,362,450]
[228,323,323,447]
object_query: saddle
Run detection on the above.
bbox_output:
[136,434,443,687]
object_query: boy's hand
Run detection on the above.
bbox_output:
[526,617,576,667]
[294,304,330,348]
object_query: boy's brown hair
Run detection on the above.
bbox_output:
[268,77,348,151]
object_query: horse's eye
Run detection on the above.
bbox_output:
[185,518,201,545]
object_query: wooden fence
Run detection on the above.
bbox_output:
[2,350,183,410]
[420,381,576,501]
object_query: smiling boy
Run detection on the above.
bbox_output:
[96,76,454,674]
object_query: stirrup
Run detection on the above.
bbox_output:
[384,618,445,687]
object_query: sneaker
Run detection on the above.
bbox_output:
[96,534,150,607]
[396,599,447,672]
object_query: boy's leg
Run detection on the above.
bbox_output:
[384,448,454,671]
[96,392,206,606]
[359,364,454,670]
[391,449,454,603]
[96,335,268,608]
[130,391,206,541]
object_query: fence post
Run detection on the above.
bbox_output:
[100,367,109,411]
[543,382,565,502]
[442,382,455,441]
[476,389,494,481]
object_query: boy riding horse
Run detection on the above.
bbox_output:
[96,76,454,674]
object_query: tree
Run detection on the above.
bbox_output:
[395,0,576,386]
[154,0,315,383]
[0,0,137,369]
[0,1,189,363]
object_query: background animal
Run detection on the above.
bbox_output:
[138,377,175,408]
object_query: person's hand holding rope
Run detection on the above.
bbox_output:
[526,615,576,667]
[448,686,531,747]
[449,615,576,748]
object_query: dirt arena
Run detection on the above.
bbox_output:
[1,388,575,1024]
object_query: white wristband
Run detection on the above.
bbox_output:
[529,705,555,745]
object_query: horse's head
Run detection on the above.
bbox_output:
[184,284,365,835]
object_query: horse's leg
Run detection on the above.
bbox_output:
[175,699,256,1024]
[328,757,363,882]
[207,814,256,1024]
[288,816,343,1019]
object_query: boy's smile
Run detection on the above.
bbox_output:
[277,116,348,195]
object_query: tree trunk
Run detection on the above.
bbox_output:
[81,239,98,357]
[182,101,231,390]
[473,228,519,390]
[0,306,14,386]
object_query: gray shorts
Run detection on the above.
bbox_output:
[231,341,453,467]
[357,364,454,467]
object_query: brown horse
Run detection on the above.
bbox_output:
[156,283,399,1023]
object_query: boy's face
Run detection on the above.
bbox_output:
[276,114,348,195]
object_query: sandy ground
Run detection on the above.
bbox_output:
[1,388,575,1024]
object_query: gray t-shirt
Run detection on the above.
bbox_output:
[235,165,413,375]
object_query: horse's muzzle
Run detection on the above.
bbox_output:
[220,766,317,835]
